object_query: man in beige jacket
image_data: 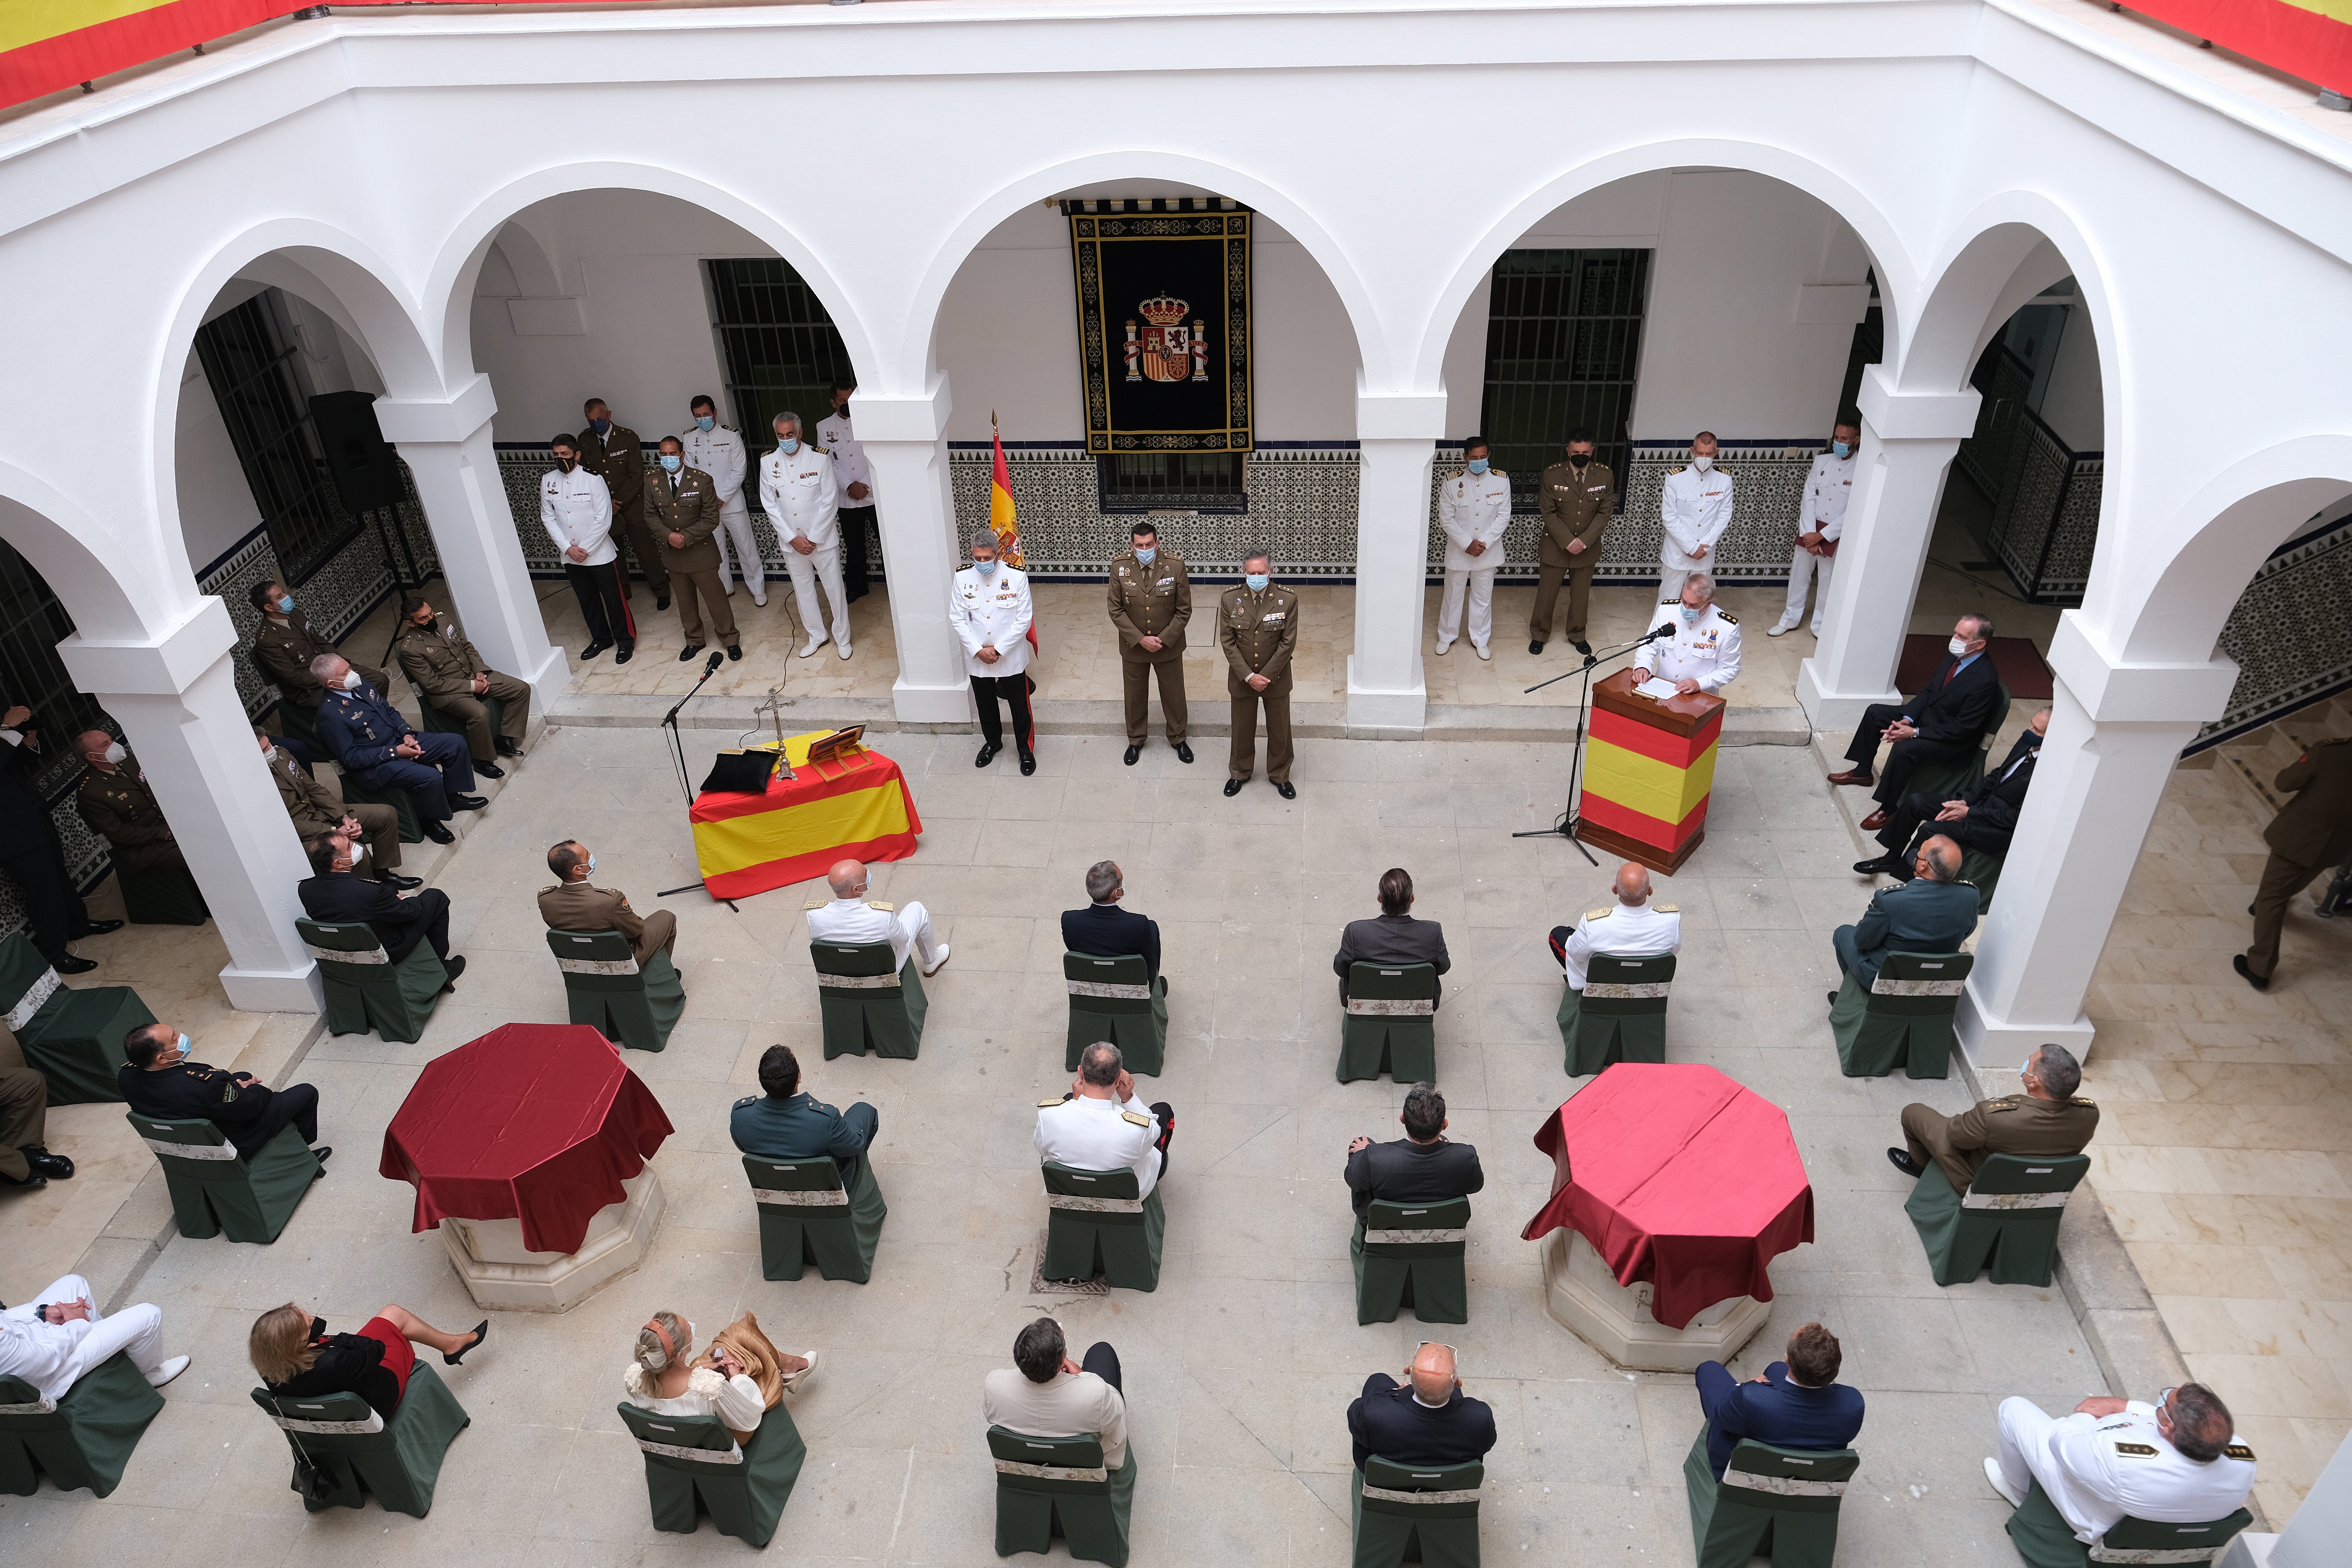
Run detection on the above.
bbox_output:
[538,839,676,967]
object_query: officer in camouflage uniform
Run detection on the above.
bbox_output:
[73,733,184,873]
[1219,548,1299,799]
[392,595,532,773]
[1107,520,1193,766]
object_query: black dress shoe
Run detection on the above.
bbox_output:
[25,1147,73,1179]
[68,919,122,939]
[975,741,1000,769]
[445,1320,489,1366]
[1124,746,1142,766]
[678,644,704,663]
[441,955,467,990]
[451,794,488,812]
[1826,990,1840,1006]
[1528,640,1545,655]
[422,821,455,844]
[496,738,522,757]
[655,594,671,612]
[615,645,634,665]
[312,1146,333,1165]
[1572,640,1593,656]
[1275,781,1297,800]
[53,956,97,975]
[1018,750,1037,776]
[727,645,743,662]
[474,760,505,780]
[580,640,611,662]
[0,1168,46,1190]
[377,872,423,891]
[1223,779,1244,797]
[2233,954,2271,991]
[1852,855,1900,876]
[1886,1147,1923,1178]
[1174,741,1194,764]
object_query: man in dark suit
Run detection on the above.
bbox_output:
[0,700,117,973]
[730,1044,880,1197]
[311,653,484,847]
[1348,1342,1498,1469]
[116,1023,328,1170]
[296,833,463,982]
[1333,867,1451,1008]
[1061,859,1163,986]
[1831,835,1979,994]
[1828,614,2003,827]
[1854,707,2050,877]
[2239,735,2352,989]
[1697,1321,1865,1478]
[1345,1082,1483,1219]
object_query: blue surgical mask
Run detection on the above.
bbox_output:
[587,852,597,873]
[975,558,998,576]
[1680,605,1701,624]
[776,437,800,455]
[175,1033,191,1060]
[1832,440,1853,459]
[660,454,682,473]
[1135,546,1156,565]
[1466,458,1490,475]
[589,417,610,435]
[695,415,715,432]
[1245,573,1269,593]
[276,595,295,614]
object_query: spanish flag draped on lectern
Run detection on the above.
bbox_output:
[1574,668,1726,874]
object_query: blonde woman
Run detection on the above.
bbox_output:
[250,1303,485,1420]
[622,1311,815,1434]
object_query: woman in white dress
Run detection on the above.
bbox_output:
[621,1311,814,1434]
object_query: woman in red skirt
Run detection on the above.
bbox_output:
[248,1303,487,1419]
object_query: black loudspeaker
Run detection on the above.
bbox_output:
[307,391,406,514]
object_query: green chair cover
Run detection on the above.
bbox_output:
[812,939,926,1060]
[114,858,208,926]
[544,927,683,1052]
[1338,962,1438,1084]
[1351,1455,1483,1568]
[988,1426,1136,1567]
[1353,1196,1470,1326]
[744,1152,887,1283]
[2003,1476,2251,1568]
[0,933,153,1105]
[1683,1430,1857,1568]
[250,1363,470,1517]
[1906,1152,2091,1287]
[1960,847,2004,912]
[1063,952,1167,1076]
[616,1400,806,1548]
[1830,950,1973,1080]
[1041,1161,1166,1292]
[299,917,446,1044]
[268,692,320,752]
[1905,682,2011,806]
[335,770,423,843]
[127,1112,316,1243]
[1558,952,1676,1075]
[0,1352,163,1498]
[418,692,504,752]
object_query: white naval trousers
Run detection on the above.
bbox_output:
[896,900,941,970]
[712,495,764,599]
[1657,565,1692,605]
[1995,1397,2090,1540]
[1778,544,1834,634]
[784,541,851,652]
[2,1274,167,1401]
[1436,567,1498,652]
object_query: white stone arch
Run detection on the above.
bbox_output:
[1900,191,2120,410]
[0,464,147,640]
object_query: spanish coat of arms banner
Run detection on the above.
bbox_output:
[1063,200,1253,453]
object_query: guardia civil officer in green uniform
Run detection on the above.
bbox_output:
[729,1044,881,1198]
[1107,519,1193,766]
[1219,547,1299,799]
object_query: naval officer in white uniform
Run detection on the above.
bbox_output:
[1658,431,1735,604]
[1034,1042,1173,1196]
[541,433,632,663]
[1434,436,1512,661]
[806,856,949,975]
[949,531,1037,774]
[1988,1384,2256,1544]
[1550,861,1683,987]
[761,411,850,659]
[1635,573,1742,696]
[815,379,872,603]
[1771,424,1857,638]
[684,395,762,606]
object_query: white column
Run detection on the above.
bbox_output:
[1956,616,2239,1064]
[1348,392,1446,734]
[60,600,322,1012]
[856,382,971,726]
[377,377,568,701]
[1796,369,1980,731]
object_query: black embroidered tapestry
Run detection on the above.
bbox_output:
[1064,201,1253,453]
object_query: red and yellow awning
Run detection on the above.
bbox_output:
[2127,1,2351,92]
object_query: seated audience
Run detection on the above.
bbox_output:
[1890,1042,2098,1187]
[258,727,414,889]
[1061,858,1162,985]
[118,1023,329,1171]
[1345,1081,1483,1219]
[1830,834,1978,1000]
[1334,867,1450,1007]
[1696,1321,1865,1479]
[299,832,462,983]
[1989,1384,2256,1541]
[1035,1042,1173,1195]
[540,838,675,967]
[807,857,949,974]
[248,1302,486,1420]
[1856,707,2050,877]
[391,594,533,775]
[249,578,389,710]
[74,731,185,873]
[982,1316,1129,1472]
[1348,1341,1497,1469]
[622,1310,810,1434]
[0,1271,188,1400]
[731,1044,880,1196]
[1550,861,1681,987]
[312,652,485,846]
[0,1060,72,1191]
[1827,612,2002,829]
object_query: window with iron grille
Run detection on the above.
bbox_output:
[705,259,855,460]
[193,291,355,584]
[1096,452,1247,513]
[0,536,109,798]
[1479,249,1650,513]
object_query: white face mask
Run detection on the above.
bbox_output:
[103,741,126,765]
[587,853,597,874]
[174,1032,191,1062]
[263,746,280,765]
[1691,453,1714,473]
[341,671,364,691]
[1948,635,1971,658]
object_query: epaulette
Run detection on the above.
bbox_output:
[1037,1097,1065,1109]
[2071,1096,2096,1107]
[1585,907,1612,921]
[1984,1101,2016,1113]
[1120,1110,1152,1127]
[1660,597,1678,606]
[1672,464,1686,473]
[733,1095,758,1108]
[804,900,825,910]
[2225,1443,2255,1461]
[2112,1442,2159,1458]
[868,901,895,912]
[1717,611,1738,625]
[1653,903,1679,914]
[1491,467,1507,476]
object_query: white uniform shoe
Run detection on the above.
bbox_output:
[1433,640,1452,656]
[837,642,853,660]
[1474,643,1491,661]
[920,943,951,977]
[1983,1457,2023,1508]
[799,635,830,658]
[1766,621,1798,637]
[751,591,767,608]
[147,1354,191,1388]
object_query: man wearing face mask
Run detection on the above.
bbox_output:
[1632,574,1741,697]
[1828,614,2002,828]
[1772,422,1859,639]
[391,596,532,776]
[255,726,415,889]
[647,435,740,663]
[1658,432,1735,605]
[1106,520,1193,765]
[1887,1042,2097,1188]
[117,1021,329,1171]
[576,398,669,610]
[1853,707,2051,879]
[815,378,871,603]
[1220,549,1299,798]
[312,653,484,846]
[248,579,389,711]
[1533,427,1615,655]
[1435,436,1510,662]
[949,532,1035,774]
[299,831,460,982]
[542,433,634,665]
[683,395,762,607]
[763,411,851,660]
[74,731,186,874]
[538,838,676,970]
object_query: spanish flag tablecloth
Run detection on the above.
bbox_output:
[690,731,921,900]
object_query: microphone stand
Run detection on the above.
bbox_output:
[658,651,740,907]
[1513,625,1675,864]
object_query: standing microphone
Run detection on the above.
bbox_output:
[704,650,725,675]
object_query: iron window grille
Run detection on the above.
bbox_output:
[0,536,109,799]
[193,291,356,585]
[706,259,855,459]
[1095,452,1248,513]
[1479,249,1650,513]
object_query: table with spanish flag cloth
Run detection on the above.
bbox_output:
[378,1023,674,1256]
[690,730,923,900]
[1574,667,1727,875]
[1519,1063,1813,1329]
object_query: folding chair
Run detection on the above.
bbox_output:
[298,917,446,1044]
[0,1352,163,1498]
[0,933,153,1104]
[545,927,684,1052]
[1063,952,1167,1076]
[1830,951,1972,1079]
[1353,1196,1470,1325]
[2003,1476,2251,1568]
[1040,1161,1166,1292]
[1906,1151,2091,1287]
[988,1426,1137,1568]
[743,1153,887,1283]
[1338,962,1438,1084]
[616,1400,806,1548]
[1683,1431,1858,1568]
[250,1364,470,1516]
[1959,848,2003,912]
[1351,1454,1483,1568]
[127,1111,317,1243]
[811,939,926,1060]
[1557,952,1676,1075]
[114,859,208,926]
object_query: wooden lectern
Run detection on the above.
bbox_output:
[1574,668,1727,874]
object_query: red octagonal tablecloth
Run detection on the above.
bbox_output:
[1519,1062,1813,1329]
[378,1023,674,1255]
